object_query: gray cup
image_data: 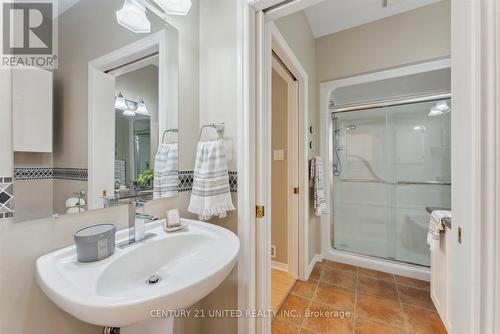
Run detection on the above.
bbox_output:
[74,224,116,262]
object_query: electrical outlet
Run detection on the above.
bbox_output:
[271,245,276,258]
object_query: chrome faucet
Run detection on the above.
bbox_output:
[117,200,158,249]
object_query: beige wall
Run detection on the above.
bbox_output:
[316,0,451,83]
[198,0,238,172]
[195,1,239,333]
[13,152,54,221]
[275,11,321,263]
[271,69,288,265]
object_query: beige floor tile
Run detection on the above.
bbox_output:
[276,294,310,325]
[324,260,358,273]
[358,267,395,281]
[291,280,318,300]
[321,267,357,290]
[271,319,301,334]
[395,275,430,290]
[313,283,355,311]
[398,285,435,310]
[302,302,354,334]
[403,304,447,334]
[356,292,406,329]
[309,263,324,281]
[355,317,407,334]
[357,275,398,300]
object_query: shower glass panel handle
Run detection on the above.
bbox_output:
[331,99,451,267]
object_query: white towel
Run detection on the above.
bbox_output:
[153,143,179,199]
[427,210,451,251]
[311,157,328,216]
[188,139,235,221]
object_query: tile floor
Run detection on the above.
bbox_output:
[272,260,447,334]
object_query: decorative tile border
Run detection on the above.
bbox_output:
[14,167,53,180]
[0,177,14,220]
[13,168,237,193]
[229,172,238,193]
[14,167,88,181]
[53,168,88,181]
[178,171,194,192]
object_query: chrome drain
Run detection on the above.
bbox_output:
[145,274,161,285]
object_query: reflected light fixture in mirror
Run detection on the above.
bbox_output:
[123,109,136,117]
[115,92,128,110]
[116,0,151,34]
[136,99,148,114]
[428,100,450,117]
[155,0,192,15]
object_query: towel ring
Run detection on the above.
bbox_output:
[199,123,224,141]
[161,128,178,144]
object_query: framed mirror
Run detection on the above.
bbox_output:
[11,0,181,222]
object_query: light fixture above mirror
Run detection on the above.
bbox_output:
[155,0,192,15]
[116,0,151,34]
[115,92,128,110]
[116,0,191,34]
[116,93,149,117]
[136,99,149,114]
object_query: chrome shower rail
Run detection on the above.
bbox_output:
[398,180,451,186]
[330,91,451,113]
[339,178,451,186]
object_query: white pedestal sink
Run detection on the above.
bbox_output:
[35,219,239,334]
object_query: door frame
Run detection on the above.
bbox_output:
[87,30,174,209]
[254,20,309,334]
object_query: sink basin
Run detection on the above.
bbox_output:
[35,219,239,332]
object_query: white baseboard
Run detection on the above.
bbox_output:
[305,254,323,280]
[271,261,288,272]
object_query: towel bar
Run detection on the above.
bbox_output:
[161,128,178,144]
[199,123,225,140]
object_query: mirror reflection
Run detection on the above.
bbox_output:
[12,0,184,222]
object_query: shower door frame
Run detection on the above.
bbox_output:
[320,58,451,281]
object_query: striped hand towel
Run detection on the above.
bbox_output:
[427,210,451,251]
[188,139,235,221]
[153,143,179,199]
[312,156,328,216]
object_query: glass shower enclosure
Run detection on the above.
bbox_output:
[330,98,451,267]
